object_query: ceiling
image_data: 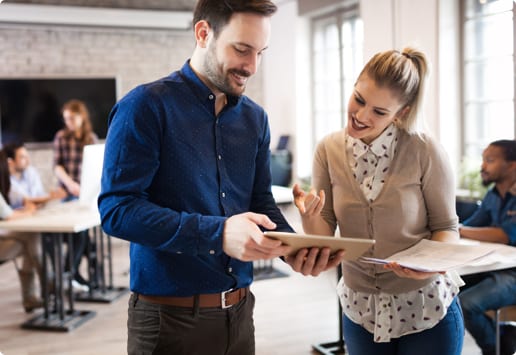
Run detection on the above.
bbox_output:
[1,0,198,11]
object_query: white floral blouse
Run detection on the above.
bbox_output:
[342,124,463,342]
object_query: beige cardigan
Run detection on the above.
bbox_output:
[313,129,458,294]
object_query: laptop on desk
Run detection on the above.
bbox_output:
[41,143,105,214]
[78,143,105,209]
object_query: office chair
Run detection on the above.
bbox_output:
[270,135,292,187]
[495,305,516,355]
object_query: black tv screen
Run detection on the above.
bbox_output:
[0,78,117,144]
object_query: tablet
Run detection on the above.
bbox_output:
[264,231,375,260]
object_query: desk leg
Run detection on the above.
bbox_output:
[66,233,75,313]
[97,226,107,292]
[312,267,346,354]
[107,227,114,288]
[75,227,128,303]
[41,234,50,319]
[55,233,65,319]
[21,232,96,332]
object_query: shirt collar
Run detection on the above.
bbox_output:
[509,182,516,195]
[349,124,398,158]
[179,60,241,108]
[11,170,27,183]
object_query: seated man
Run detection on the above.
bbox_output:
[3,142,65,209]
[3,142,89,292]
[459,139,516,355]
[0,147,40,312]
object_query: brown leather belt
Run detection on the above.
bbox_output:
[137,287,249,309]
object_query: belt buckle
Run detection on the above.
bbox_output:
[221,288,234,309]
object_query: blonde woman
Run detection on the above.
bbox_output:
[292,48,464,355]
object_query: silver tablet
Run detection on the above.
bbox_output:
[264,231,375,260]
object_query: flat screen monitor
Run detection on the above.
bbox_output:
[0,78,117,144]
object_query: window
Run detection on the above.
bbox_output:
[311,6,363,145]
[462,0,514,161]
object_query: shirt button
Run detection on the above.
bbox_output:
[208,94,214,100]
[176,251,182,254]
[218,155,222,160]
[209,250,215,255]
[228,267,233,273]
[221,192,226,198]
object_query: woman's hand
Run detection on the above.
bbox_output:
[293,183,325,216]
[384,262,445,280]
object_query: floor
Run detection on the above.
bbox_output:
[0,205,483,355]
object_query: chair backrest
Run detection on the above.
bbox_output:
[456,198,480,223]
[270,150,292,187]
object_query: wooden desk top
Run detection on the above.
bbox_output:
[272,185,293,205]
[457,241,516,276]
[0,200,100,233]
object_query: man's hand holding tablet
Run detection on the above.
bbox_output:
[264,231,375,276]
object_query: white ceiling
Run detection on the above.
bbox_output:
[1,0,197,11]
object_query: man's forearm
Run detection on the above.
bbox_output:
[459,225,509,244]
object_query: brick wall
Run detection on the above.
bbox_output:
[0,11,265,191]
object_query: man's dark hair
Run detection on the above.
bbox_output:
[193,0,277,37]
[2,141,24,160]
[490,140,516,162]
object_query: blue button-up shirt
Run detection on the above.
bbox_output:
[98,61,293,296]
[463,184,516,246]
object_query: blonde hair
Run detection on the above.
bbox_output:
[358,47,428,133]
[61,99,95,145]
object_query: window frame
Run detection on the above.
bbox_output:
[459,0,515,163]
[309,4,363,150]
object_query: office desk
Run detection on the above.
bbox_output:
[0,201,126,331]
[456,241,516,276]
[312,241,516,355]
[271,185,294,205]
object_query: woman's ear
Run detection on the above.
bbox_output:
[194,20,211,48]
[397,106,410,119]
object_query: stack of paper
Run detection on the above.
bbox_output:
[359,239,497,272]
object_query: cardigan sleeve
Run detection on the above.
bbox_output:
[420,135,459,232]
[312,137,338,233]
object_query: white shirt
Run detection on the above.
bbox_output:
[9,166,46,209]
[346,124,398,202]
[0,193,13,219]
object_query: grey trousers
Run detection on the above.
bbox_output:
[127,291,256,355]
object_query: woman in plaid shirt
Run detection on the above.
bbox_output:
[52,99,98,290]
[53,99,98,199]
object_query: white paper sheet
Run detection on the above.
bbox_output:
[359,239,497,272]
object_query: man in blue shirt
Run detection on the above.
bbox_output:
[459,139,516,355]
[98,1,344,354]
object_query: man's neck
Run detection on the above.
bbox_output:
[496,178,516,197]
[188,59,227,116]
[12,170,23,180]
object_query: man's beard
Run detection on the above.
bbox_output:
[481,171,495,187]
[203,44,249,97]
[481,178,492,187]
